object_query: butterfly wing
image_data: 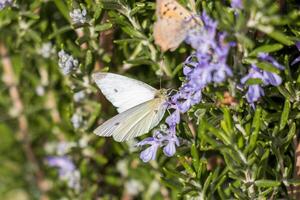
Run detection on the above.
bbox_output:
[154,0,194,51]
[93,72,157,113]
[94,97,167,142]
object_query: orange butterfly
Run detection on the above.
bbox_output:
[154,0,200,52]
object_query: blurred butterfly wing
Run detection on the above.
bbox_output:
[93,97,167,142]
[92,72,157,113]
[154,0,194,51]
[154,19,190,51]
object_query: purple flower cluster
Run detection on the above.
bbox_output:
[46,156,80,191]
[0,0,12,10]
[231,0,243,9]
[241,53,284,107]
[136,126,179,162]
[137,13,232,162]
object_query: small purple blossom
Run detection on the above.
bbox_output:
[241,67,265,107]
[291,42,300,65]
[58,50,79,75]
[46,156,80,191]
[70,8,87,24]
[47,156,75,176]
[136,128,179,162]
[231,0,243,9]
[258,53,285,70]
[137,137,160,162]
[241,53,284,106]
[0,0,12,10]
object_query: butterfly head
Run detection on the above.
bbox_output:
[155,89,168,99]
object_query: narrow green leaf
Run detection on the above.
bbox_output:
[279,98,290,130]
[245,106,262,153]
[266,31,294,46]
[249,43,283,56]
[285,179,300,186]
[94,23,113,32]
[178,156,196,178]
[256,62,281,73]
[190,144,199,172]
[283,122,296,145]
[53,0,70,21]
[255,180,281,187]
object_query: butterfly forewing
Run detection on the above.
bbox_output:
[156,0,192,19]
[93,72,157,113]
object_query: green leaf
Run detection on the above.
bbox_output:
[285,179,300,186]
[283,122,296,145]
[256,62,281,73]
[94,23,113,32]
[53,0,70,22]
[266,31,294,46]
[244,78,264,85]
[279,98,290,130]
[249,43,284,56]
[190,144,199,172]
[245,106,262,153]
[160,178,182,190]
[178,156,196,178]
[255,180,281,187]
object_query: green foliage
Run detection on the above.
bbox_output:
[1,0,300,199]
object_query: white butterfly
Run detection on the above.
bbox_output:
[92,72,168,142]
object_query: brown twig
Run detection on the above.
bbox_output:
[0,42,49,199]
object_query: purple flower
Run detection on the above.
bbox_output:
[186,13,217,53]
[140,143,160,162]
[0,0,12,10]
[292,42,300,65]
[245,85,265,105]
[262,71,282,86]
[163,135,180,157]
[241,65,265,84]
[46,156,80,191]
[241,53,284,106]
[258,53,284,70]
[136,137,160,162]
[257,53,284,86]
[136,129,180,162]
[231,0,243,9]
[47,156,75,176]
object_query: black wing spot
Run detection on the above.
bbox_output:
[173,6,177,11]
[114,89,118,93]
[154,110,158,114]
[179,12,183,16]
[164,2,171,7]
[114,122,120,126]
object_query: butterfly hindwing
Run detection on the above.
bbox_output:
[94,98,167,142]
